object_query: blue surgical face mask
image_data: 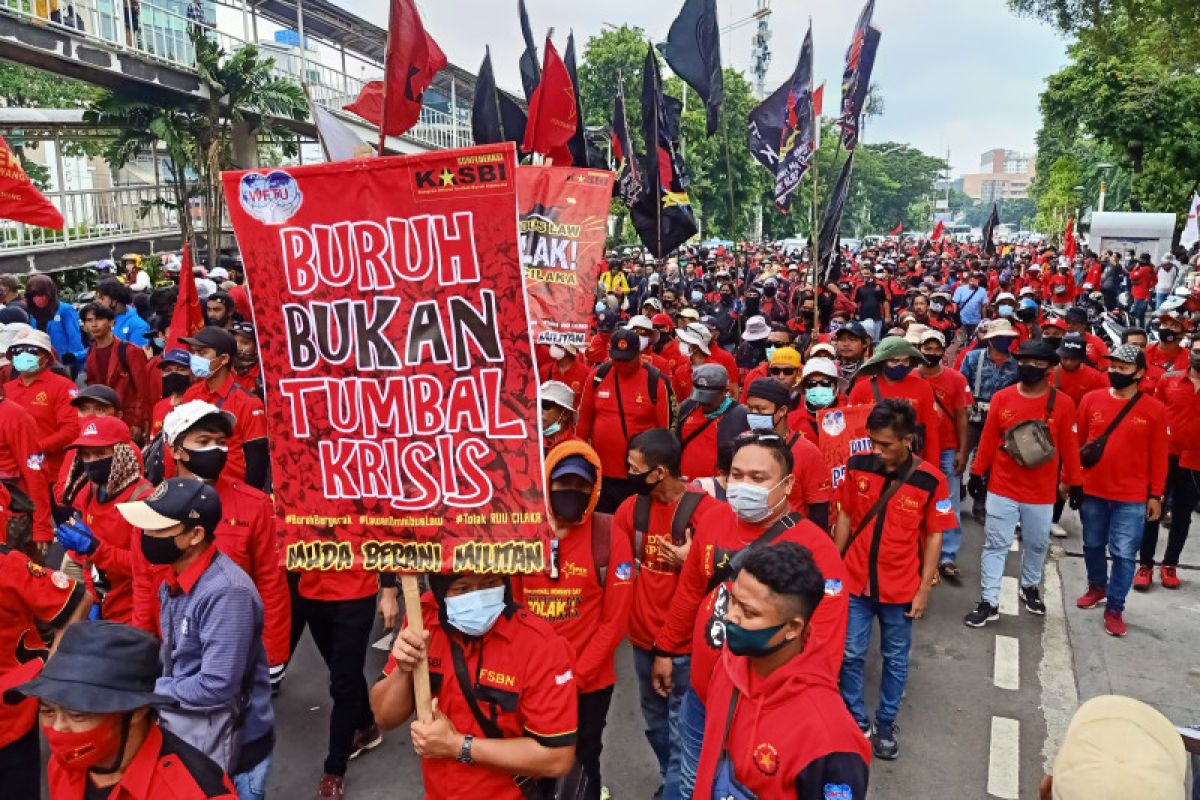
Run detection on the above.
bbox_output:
[765,346,777,362]
[805,385,835,408]
[883,363,912,381]
[727,478,788,524]
[11,352,41,373]
[189,353,214,378]
[997,305,1015,317]
[543,421,562,438]
[690,290,703,303]
[444,585,506,637]
[746,412,775,432]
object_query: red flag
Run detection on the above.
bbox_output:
[813,83,825,116]
[522,38,577,161]
[931,219,945,240]
[343,0,446,137]
[888,222,902,236]
[166,244,203,351]
[0,135,63,230]
[1064,218,1077,259]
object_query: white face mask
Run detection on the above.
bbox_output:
[548,344,566,361]
[638,335,650,351]
[444,585,506,637]
[678,341,692,357]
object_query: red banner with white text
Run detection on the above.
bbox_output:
[817,403,873,488]
[517,166,614,347]
[221,144,547,575]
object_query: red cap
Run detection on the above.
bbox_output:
[651,312,673,327]
[1044,317,1068,332]
[67,416,133,449]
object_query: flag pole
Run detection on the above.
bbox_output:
[376,7,394,156]
[650,52,663,257]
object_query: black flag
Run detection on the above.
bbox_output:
[564,33,602,168]
[748,24,815,213]
[471,48,528,152]
[612,79,643,206]
[818,153,856,281]
[629,46,698,257]
[983,203,1000,256]
[837,0,881,151]
[517,0,540,101]
[660,0,723,137]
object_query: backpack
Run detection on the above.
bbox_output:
[593,360,676,428]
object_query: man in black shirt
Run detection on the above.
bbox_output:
[852,268,890,341]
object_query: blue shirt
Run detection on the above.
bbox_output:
[952,284,988,325]
[32,301,87,364]
[959,348,1019,403]
[113,306,150,347]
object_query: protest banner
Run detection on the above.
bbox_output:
[517,165,613,348]
[221,143,547,576]
[817,403,873,488]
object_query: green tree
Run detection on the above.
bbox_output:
[0,63,98,107]
[578,25,650,148]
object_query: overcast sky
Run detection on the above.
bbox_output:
[332,0,1068,175]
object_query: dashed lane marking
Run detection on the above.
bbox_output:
[999,576,1019,616]
[988,716,1021,799]
[993,635,1020,691]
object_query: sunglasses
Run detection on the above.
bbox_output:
[735,431,787,447]
[8,346,41,357]
[805,380,836,389]
[768,366,797,376]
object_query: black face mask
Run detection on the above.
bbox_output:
[1159,331,1181,344]
[763,286,777,298]
[550,489,590,524]
[628,469,659,496]
[179,446,228,481]
[1017,364,1048,386]
[1017,307,1038,322]
[922,352,942,367]
[161,373,191,398]
[234,353,257,370]
[141,530,187,565]
[83,456,113,487]
[1190,354,1200,372]
[1108,370,1138,390]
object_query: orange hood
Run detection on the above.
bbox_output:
[544,439,603,528]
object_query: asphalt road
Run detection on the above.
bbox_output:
[270,511,1058,800]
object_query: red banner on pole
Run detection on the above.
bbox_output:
[517,166,613,348]
[221,144,547,575]
[817,404,873,487]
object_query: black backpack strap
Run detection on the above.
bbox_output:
[590,512,613,589]
[116,340,130,374]
[673,399,698,438]
[632,495,652,561]
[1044,388,1056,420]
[843,457,921,554]
[670,491,704,546]
[1096,392,1142,440]
[870,376,883,403]
[705,512,800,595]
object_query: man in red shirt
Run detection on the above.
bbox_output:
[848,335,941,460]
[675,364,748,480]
[0,540,90,796]
[619,429,722,794]
[4,328,79,486]
[230,321,263,400]
[650,312,684,377]
[81,303,151,441]
[538,341,589,406]
[584,309,618,367]
[516,442,632,797]
[964,339,1082,627]
[744,378,832,527]
[1064,306,1110,367]
[577,328,673,513]
[1053,334,1108,405]
[917,329,971,578]
[181,327,269,491]
[651,433,848,800]
[1137,337,1200,590]
[673,321,740,401]
[1121,328,1166,394]
[371,574,577,800]
[1145,310,1190,373]
[835,399,956,760]
[1128,253,1155,326]
[693,543,871,800]
[0,394,54,554]
[1075,345,1169,637]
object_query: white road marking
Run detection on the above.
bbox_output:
[1040,558,1080,772]
[372,633,394,651]
[1010,538,1019,552]
[999,576,1019,616]
[988,716,1021,799]
[993,635,1020,691]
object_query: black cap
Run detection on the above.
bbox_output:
[231,320,256,339]
[117,477,222,537]
[181,325,236,357]
[1016,338,1060,365]
[69,384,122,410]
[0,306,29,325]
[5,621,173,713]
[1057,333,1087,361]
[1064,307,1089,324]
[834,320,870,340]
[746,377,792,408]
[609,328,641,362]
[596,309,618,332]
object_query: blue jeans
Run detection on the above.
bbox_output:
[1080,495,1146,612]
[839,594,913,726]
[938,449,963,563]
[1131,298,1148,327]
[631,647,690,789]
[980,492,1053,606]
[233,753,272,800]
[663,685,705,800]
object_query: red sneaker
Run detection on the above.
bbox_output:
[1132,565,1153,591]
[315,774,345,800]
[1103,609,1127,637]
[1160,566,1181,589]
[1076,585,1107,609]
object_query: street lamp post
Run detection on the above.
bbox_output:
[1095,162,1114,212]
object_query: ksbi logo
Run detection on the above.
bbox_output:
[239,171,302,225]
[413,157,509,195]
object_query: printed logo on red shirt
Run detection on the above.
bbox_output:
[33,392,47,405]
[753,742,780,776]
[26,562,46,578]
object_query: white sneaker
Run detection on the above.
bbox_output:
[1050,523,1068,538]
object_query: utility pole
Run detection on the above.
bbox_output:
[750,0,772,101]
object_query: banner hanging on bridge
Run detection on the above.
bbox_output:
[221,143,548,575]
[517,165,614,348]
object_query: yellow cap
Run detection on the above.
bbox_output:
[769,347,802,368]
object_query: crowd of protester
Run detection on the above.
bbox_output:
[0,235,1198,799]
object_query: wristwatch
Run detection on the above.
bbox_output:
[457,734,474,764]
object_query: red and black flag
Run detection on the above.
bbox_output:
[983,203,1001,256]
[629,46,697,257]
[522,37,578,164]
[611,78,643,207]
[343,0,445,139]
[517,0,540,101]
[747,23,816,213]
[818,153,856,282]
[837,0,881,151]
[564,32,603,168]
[660,0,723,137]
[471,47,527,153]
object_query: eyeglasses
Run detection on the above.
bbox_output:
[734,431,787,447]
[804,380,836,389]
[768,367,797,376]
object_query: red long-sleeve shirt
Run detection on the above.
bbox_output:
[85,339,151,434]
[971,385,1082,504]
[848,372,941,460]
[69,477,154,624]
[4,370,79,480]
[514,515,634,693]
[0,399,53,542]
[538,358,590,408]
[1076,389,1169,502]
[1054,363,1107,407]
[576,364,672,479]
[1156,373,1200,470]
